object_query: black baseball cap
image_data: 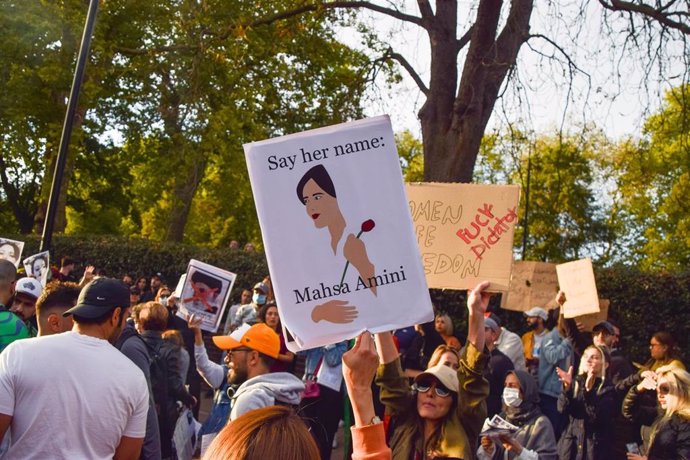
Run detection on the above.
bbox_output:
[63,278,130,318]
[593,321,616,335]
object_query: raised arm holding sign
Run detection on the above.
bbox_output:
[556,258,600,318]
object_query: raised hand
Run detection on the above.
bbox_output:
[638,373,657,392]
[187,313,202,331]
[467,280,491,316]
[557,365,573,390]
[467,281,491,351]
[556,290,566,306]
[311,299,358,324]
[585,369,597,391]
[186,313,203,345]
[80,265,96,286]
[343,333,378,392]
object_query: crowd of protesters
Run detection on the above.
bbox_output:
[0,255,688,460]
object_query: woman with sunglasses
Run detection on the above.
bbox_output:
[477,370,557,459]
[374,281,491,459]
[619,331,686,451]
[624,365,690,459]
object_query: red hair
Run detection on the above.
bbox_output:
[203,406,319,460]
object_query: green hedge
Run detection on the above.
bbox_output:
[12,235,269,305]
[9,235,689,363]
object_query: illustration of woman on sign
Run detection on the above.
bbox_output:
[296,164,377,324]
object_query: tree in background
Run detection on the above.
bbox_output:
[612,85,690,271]
[475,128,615,263]
[0,0,372,244]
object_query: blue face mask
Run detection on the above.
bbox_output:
[253,293,266,305]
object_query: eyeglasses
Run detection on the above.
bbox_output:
[412,382,452,398]
[658,384,671,395]
[649,343,663,348]
[228,347,253,355]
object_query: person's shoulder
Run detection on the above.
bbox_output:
[503,328,521,342]
[0,312,30,350]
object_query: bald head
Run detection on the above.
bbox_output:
[0,259,17,305]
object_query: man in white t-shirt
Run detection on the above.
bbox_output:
[0,277,149,460]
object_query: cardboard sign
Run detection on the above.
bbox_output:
[575,299,610,331]
[0,237,24,268]
[405,183,520,291]
[501,261,560,312]
[176,260,236,333]
[244,116,433,351]
[23,251,50,288]
[556,258,600,318]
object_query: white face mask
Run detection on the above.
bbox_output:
[503,387,522,407]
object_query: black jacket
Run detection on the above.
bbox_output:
[647,413,690,460]
[557,375,616,460]
[141,331,195,458]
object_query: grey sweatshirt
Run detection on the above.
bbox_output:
[230,372,305,420]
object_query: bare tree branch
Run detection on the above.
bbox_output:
[416,0,434,21]
[456,25,473,53]
[527,34,590,78]
[384,47,429,95]
[116,2,423,56]
[115,45,199,55]
[244,2,422,29]
[599,0,690,35]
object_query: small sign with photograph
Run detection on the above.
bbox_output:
[176,260,236,332]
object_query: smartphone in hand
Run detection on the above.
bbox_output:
[626,443,641,455]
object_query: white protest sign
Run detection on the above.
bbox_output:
[244,115,433,351]
[0,237,24,268]
[501,261,560,312]
[176,260,236,333]
[556,258,600,318]
[405,183,520,291]
[23,251,50,288]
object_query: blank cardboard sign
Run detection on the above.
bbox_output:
[501,261,560,312]
[575,299,610,331]
[556,258,600,318]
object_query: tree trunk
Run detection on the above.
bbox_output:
[420,0,533,183]
[164,151,208,242]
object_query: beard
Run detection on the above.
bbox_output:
[228,362,249,385]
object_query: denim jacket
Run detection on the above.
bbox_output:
[302,341,348,377]
[538,329,573,398]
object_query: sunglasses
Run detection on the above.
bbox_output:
[412,381,452,398]
[658,384,671,396]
